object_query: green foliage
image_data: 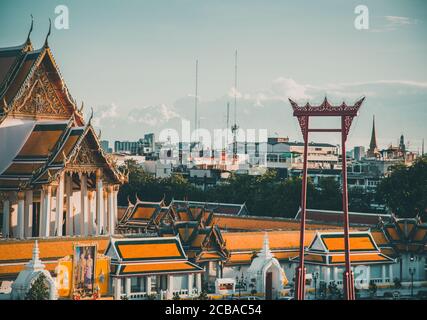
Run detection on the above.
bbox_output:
[377,156,427,218]
[118,161,396,218]
[25,273,49,300]
[196,290,209,300]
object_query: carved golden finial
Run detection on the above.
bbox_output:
[26,14,34,44]
[44,18,52,47]
[88,107,94,124]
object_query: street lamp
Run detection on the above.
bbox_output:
[312,271,319,300]
[409,267,416,297]
[235,273,246,298]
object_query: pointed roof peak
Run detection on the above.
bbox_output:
[26,240,44,270]
[260,232,273,259]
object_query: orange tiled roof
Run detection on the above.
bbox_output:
[119,261,202,275]
[0,237,109,277]
[132,206,157,220]
[0,237,109,263]
[223,230,323,252]
[371,231,390,246]
[213,214,344,231]
[330,253,390,264]
[116,242,182,261]
[322,234,376,252]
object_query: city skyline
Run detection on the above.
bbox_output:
[1,0,426,150]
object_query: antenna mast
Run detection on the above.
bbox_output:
[194,59,199,136]
[232,50,239,164]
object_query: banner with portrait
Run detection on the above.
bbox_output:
[73,244,97,298]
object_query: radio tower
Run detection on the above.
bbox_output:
[194,59,199,138]
[232,50,239,164]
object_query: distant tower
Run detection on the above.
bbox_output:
[367,115,380,158]
[399,134,406,153]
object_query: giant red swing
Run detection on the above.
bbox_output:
[289,96,365,300]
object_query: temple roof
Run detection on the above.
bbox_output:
[290,231,395,266]
[0,236,109,279]
[213,214,345,231]
[106,236,203,276]
[294,208,392,227]
[0,35,125,190]
[171,200,249,216]
[0,119,125,190]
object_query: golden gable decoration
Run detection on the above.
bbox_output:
[12,68,71,118]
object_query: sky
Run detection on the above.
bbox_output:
[1,0,426,150]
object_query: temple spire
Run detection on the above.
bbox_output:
[367,115,379,158]
[369,115,377,150]
[260,232,273,259]
[26,240,44,270]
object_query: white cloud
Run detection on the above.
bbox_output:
[370,15,418,33]
[385,16,417,26]
[128,104,180,126]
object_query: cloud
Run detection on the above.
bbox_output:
[128,104,180,126]
[92,77,427,152]
[370,15,418,33]
[385,16,417,26]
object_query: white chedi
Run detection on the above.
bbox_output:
[11,240,57,300]
[246,233,287,299]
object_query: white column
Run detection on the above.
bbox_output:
[113,186,119,229]
[125,277,131,297]
[196,273,202,293]
[2,197,10,238]
[50,189,56,236]
[366,266,371,289]
[167,275,174,299]
[103,189,108,234]
[10,201,18,237]
[65,173,73,236]
[17,192,25,239]
[80,174,88,236]
[95,169,104,235]
[146,276,152,295]
[188,274,193,295]
[41,186,51,237]
[389,264,393,283]
[108,186,115,235]
[333,267,338,282]
[24,190,33,238]
[88,191,95,235]
[39,189,45,237]
[114,278,122,300]
[382,265,386,283]
[55,173,65,236]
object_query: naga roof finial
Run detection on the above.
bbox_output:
[44,18,52,47]
[26,14,34,44]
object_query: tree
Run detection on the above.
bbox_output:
[377,156,427,218]
[25,273,49,300]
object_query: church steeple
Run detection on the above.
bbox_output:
[367,115,379,158]
[369,115,377,150]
